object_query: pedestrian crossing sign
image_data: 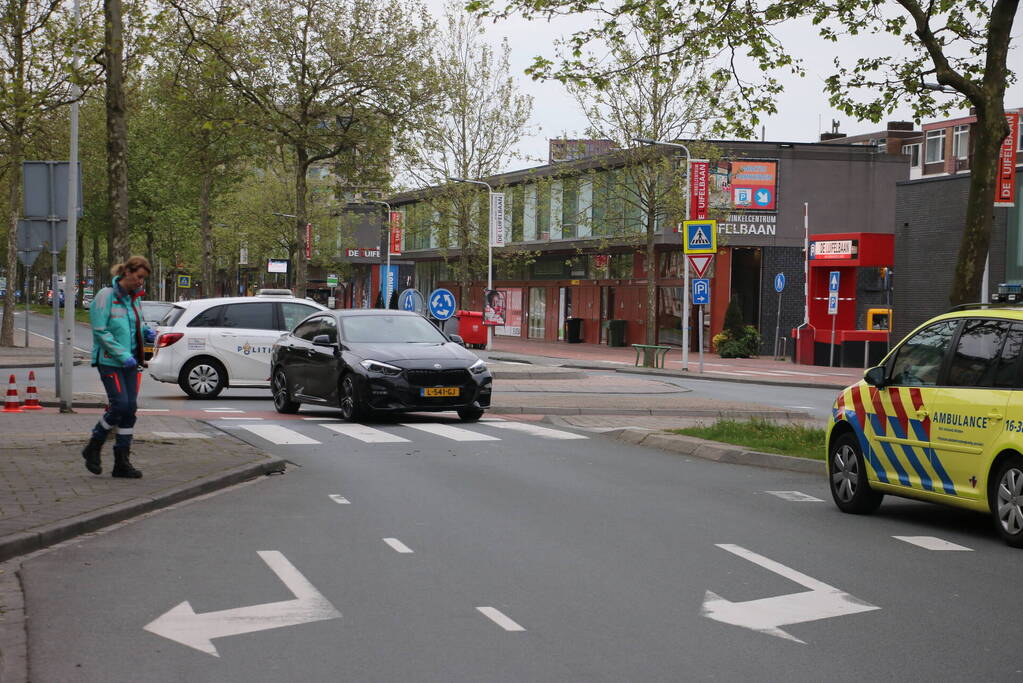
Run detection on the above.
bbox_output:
[683,220,717,254]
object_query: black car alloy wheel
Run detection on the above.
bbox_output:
[339,373,366,422]
[273,368,300,414]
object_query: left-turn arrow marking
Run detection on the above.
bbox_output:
[144,551,341,657]
[701,544,879,643]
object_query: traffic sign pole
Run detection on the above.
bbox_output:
[828,271,840,368]
[773,273,785,360]
[683,257,689,372]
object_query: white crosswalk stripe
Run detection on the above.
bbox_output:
[322,423,411,443]
[483,422,587,440]
[238,424,321,445]
[400,422,501,441]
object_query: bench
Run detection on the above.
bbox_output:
[631,344,672,368]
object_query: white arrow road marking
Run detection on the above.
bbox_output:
[765,491,825,503]
[329,494,350,504]
[143,551,341,657]
[701,544,879,644]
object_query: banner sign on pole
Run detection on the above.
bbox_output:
[380,265,399,302]
[995,111,1019,207]
[686,254,714,278]
[305,223,313,260]
[683,220,717,254]
[490,192,505,247]
[689,159,710,221]
[389,211,403,255]
[484,289,506,326]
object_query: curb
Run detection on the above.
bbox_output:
[0,456,286,565]
[0,359,87,369]
[491,406,811,418]
[611,366,852,390]
[604,428,824,474]
[489,368,587,380]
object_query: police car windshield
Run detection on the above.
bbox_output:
[341,315,447,343]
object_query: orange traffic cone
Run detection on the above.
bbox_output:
[3,374,22,413]
[22,371,42,410]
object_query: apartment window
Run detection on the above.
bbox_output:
[902,144,920,167]
[925,129,946,164]
[953,125,970,159]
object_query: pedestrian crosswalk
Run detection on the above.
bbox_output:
[224,417,588,447]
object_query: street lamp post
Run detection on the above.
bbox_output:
[448,177,494,350]
[635,137,694,372]
[363,200,394,307]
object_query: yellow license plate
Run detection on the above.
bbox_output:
[422,387,459,397]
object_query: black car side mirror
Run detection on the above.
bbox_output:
[449,334,466,347]
[312,334,335,347]
[864,365,887,388]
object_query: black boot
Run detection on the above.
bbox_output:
[112,446,142,479]
[81,437,104,475]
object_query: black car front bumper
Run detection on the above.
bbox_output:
[359,368,492,413]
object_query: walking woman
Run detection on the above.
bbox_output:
[81,255,156,478]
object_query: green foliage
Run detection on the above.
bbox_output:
[715,298,761,358]
[723,297,744,339]
[670,419,826,461]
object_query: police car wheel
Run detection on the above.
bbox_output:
[992,457,1023,547]
[339,374,367,422]
[272,368,300,414]
[828,432,883,514]
[179,358,226,400]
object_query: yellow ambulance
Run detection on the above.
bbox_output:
[826,306,1023,546]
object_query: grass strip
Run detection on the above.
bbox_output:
[668,419,826,461]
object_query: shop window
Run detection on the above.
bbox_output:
[511,186,524,242]
[528,287,546,339]
[590,254,610,280]
[523,184,537,241]
[659,251,685,278]
[925,129,946,164]
[610,254,634,279]
[561,178,578,239]
[495,289,523,337]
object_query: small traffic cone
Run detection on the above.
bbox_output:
[3,374,22,413]
[22,371,43,410]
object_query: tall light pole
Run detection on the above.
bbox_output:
[448,177,493,349]
[363,200,394,307]
[635,137,693,372]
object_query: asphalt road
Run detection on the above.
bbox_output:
[19,410,1023,681]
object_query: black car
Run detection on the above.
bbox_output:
[270,309,493,421]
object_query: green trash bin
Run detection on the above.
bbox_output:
[608,319,627,347]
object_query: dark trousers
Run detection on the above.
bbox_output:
[92,365,141,448]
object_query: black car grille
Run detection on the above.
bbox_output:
[405,369,471,386]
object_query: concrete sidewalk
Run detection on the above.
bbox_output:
[487,337,864,389]
[0,410,285,564]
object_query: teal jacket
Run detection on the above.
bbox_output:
[90,276,152,368]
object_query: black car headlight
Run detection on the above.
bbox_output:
[360,359,403,376]
[469,359,487,375]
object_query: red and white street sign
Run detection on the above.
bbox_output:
[689,159,710,220]
[995,111,1019,207]
[304,223,312,260]
[686,254,714,278]
[389,211,403,255]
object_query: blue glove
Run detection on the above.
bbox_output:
[123,356,138,370]
[144,328,156,343]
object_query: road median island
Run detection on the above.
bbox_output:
[605,419,825,474]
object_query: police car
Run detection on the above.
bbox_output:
[147,291,327,399]
[827,305,1023,546]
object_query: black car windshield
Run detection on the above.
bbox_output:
[341,315,448,343]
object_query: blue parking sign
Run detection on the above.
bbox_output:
[692,278,711,305]
[428,288,456,320]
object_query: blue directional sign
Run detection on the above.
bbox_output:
[754,188,773,207]
[428,288,456,320]
[829,271,840,292]
[398,288,425,314]
[828,271,840,315]
[774,272,785,293]
[692,278,711,305]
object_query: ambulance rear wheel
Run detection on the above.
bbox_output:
[992,456,1023,547]
[828,432,883,514]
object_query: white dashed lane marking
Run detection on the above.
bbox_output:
[383,538,414,553]
[766,491,825,502]
[477,607,526,632]
[484,422,588,440]
[893,536,973,551]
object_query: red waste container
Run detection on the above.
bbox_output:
[455,310,487,348]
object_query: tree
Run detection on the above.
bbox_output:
[170,0,439,298]
[566,16,730,350]
[0,0,98,345]
[402,1,532,305]
[471,0,1020,306]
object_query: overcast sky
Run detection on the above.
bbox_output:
[429,3,1023,172]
